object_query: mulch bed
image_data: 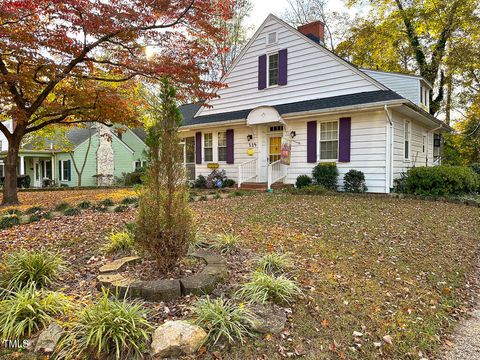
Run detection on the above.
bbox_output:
[120,256,206,281]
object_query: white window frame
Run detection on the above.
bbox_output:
[60,160,70,181]
[204,133,213,162]
[266,31,278,46]
[217,131,227,163]
[404,120,411,161]
[133,160,146,171]
[267,52,279,88]
[317,120,339,162]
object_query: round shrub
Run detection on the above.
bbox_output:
[295,175,312,189]
[343,169,368,193]
[312,163,338,190]
[194,175,207,189]
[404,166,479,196]
[470,163,480,176]
[223,178,236,188]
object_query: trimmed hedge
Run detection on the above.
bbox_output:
[295,175,312,189]
[312,163,338,190]
[344,170,368,193]
[404,166,479,196]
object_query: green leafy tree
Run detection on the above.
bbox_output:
[134,79,194,271]
[339,0,480,115]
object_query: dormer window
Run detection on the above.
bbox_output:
[268,52,279,87]
[420,85,429,109]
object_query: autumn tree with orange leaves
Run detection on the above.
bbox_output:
[0,0,233,205]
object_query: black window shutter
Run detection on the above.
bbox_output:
[58,160,62,180]
[67,160,71,181]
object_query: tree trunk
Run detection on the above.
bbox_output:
[2,137,21,205]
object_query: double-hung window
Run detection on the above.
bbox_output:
[218,132,227,162]
[61,160,71,181]
[204,133,213,162]
[268,53,279,87]
[404,120,411,160]
[319,121,338,160]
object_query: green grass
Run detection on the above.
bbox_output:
[193,296,255,345]
[191,194,480,359]
[0,250,64,290]
[56,291,153,360]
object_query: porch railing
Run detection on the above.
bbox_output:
[238,158,257,187]
[267,160,287,189]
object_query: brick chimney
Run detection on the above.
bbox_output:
[297,21,325,45]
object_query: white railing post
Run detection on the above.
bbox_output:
[267,160,288,189]
[238,158,258,187]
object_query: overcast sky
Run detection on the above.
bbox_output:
[246,0,357,34]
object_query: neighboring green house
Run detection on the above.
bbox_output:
[0,123,147,188]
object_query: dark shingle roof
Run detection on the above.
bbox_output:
[22,126,97,150]
[131,127,146,142]
[180,90,403,126]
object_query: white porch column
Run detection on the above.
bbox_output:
[20,156,25,175]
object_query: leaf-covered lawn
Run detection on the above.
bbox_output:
[0,191,479,359]
[0,188,136,212]
[192,194,480,359]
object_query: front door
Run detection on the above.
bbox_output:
[33,158,41,187]
[268,136,282,164]
[184,136,196,181]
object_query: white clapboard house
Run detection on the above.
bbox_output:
[178,14,450,193]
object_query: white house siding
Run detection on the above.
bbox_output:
[198,16,381,116]
[185,109,389,193]
[362,70,421,106]
[283,110,388,193]
[391,110,436,180]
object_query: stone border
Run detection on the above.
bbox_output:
[96,249,227,301]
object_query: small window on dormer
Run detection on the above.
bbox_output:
[267,32,277,46]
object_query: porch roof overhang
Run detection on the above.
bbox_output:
[0,149,56,158]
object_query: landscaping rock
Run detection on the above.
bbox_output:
[34,322,64,354]
[99,256,140,273]
[140,279,181,301]
[96,273,125,289]
[151,320,207,358]
[180,272,220,296]
[250,303,287,334]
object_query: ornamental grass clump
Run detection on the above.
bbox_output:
[255,252,292,275]
[99,198,114,207]
[237,271,302,305]
[63,207,81,216]
[0,213,20,230]
[102,230,135,254]
[114,204,128,213]
[0,285,71,338]
[134,79,194,272]
[0,250,64,290]
[55,202,70,212]
[56,291,153,360]
[193,296,255,345]
[209,233,240,254]
[24,206,45,215]
[121,196,138,205]
[77,200,91,209]
[28,210,51,223]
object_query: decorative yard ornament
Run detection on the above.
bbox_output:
[280,137,291,165]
